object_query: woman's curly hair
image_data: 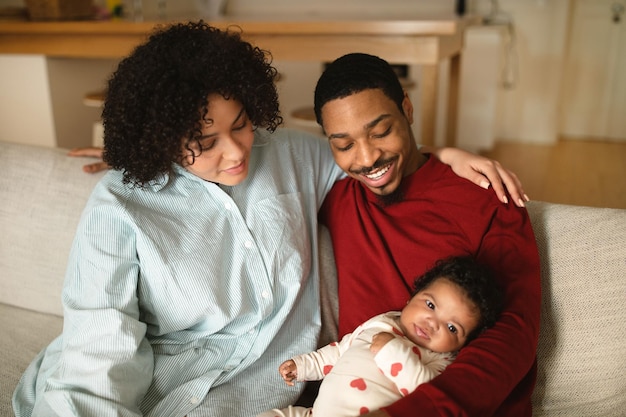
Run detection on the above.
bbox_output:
[102,21,282,186]
[412,256,504,346]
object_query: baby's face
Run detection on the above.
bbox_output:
[399,278,479,353]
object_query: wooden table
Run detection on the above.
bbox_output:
[0,16,478,146]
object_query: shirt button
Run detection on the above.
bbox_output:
[224,202,232,210]
[190,397,199,404]
[244,240,253,248]
[261,290,270,299]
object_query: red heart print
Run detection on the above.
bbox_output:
[323,365,333,375]
[412,346,422,359]
[391,362,403,377]
[359,407,370,415]
[350,378,367,391]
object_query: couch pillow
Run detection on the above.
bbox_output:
[527,201,626,416]
[0,141,104,316]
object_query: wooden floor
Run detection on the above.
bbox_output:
[481,138,626,209]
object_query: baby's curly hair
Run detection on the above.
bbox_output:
[102,21,282,186]
[412,256,504,345]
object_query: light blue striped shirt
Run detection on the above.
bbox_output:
[13,128,345,417]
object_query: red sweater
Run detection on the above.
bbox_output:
[319,156,541,417]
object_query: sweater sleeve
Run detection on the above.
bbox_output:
[383,204,541,416]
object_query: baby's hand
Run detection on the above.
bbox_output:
[370,332,395,355]
[278,359,298,386]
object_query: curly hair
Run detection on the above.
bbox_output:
[313,53,405,127]
[102,21,282,186]
[412,256,504,345]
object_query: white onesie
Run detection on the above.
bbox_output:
[257,311,455,417]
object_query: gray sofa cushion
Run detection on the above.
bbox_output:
[0,142,104,316]
[528,201,626,416]
[0,303,62,417]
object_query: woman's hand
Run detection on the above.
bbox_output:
[423,146,529,207]
[67,147,109,174]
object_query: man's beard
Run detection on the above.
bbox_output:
[375,186,405,207]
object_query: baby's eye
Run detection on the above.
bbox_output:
[447,324,458,334]
[425,300,435,310]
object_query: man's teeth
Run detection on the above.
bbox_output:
[365,164,391,180]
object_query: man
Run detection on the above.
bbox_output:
[316,53,541,416]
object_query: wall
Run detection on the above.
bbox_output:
[0,55,118,149]
[456,25,506,152]
[473,0,570,144]
[214,0,573,147]
[265,0,572,147]
[47,58,119,149]
[0,0,574,148]
[0,55,56,147]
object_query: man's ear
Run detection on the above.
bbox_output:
[402,92,414,124]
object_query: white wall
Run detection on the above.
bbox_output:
[0,55,56,147]
[229,0,573,146]
[0,0,574,147]
[456,25,506,152]
[475,0,570,144]
[47,58,120,149]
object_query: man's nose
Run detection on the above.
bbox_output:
[355,139,382,168]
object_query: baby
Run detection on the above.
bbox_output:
[257,256,503,417]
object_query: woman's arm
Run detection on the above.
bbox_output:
[422,146,529,208]
[44,196,153,416]
[68,147,109,173]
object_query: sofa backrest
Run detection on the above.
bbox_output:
[526,201,626,416]
[0,141,104,316]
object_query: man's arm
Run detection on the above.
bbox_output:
[381,205,541,417]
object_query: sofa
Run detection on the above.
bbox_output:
[1,140,625,416]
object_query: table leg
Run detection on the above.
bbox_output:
[419,64,438,147]
[446,53,460,147]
